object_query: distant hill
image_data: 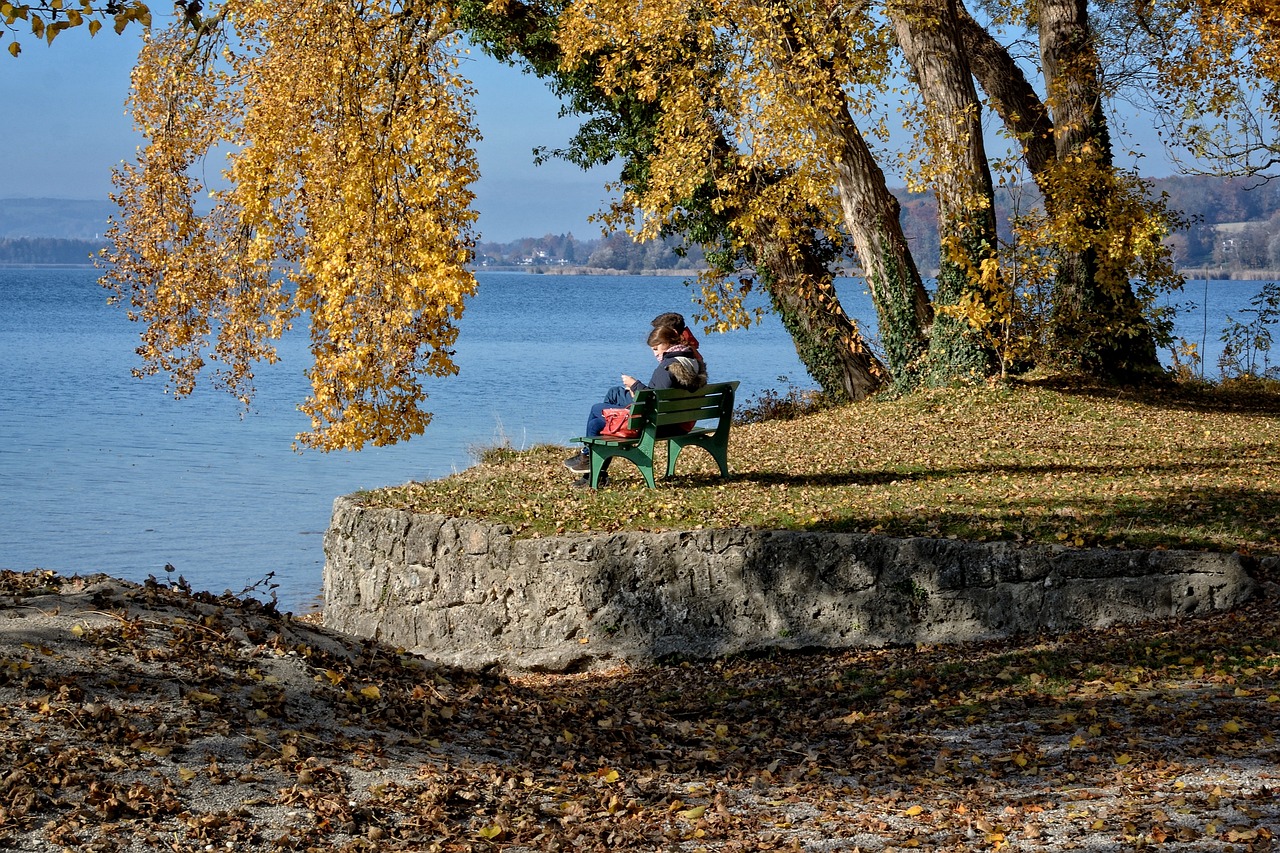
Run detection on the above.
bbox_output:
[7,175,1279,274]
[0,237,104,266]
[0,198,116,240]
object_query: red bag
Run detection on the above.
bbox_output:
[601,407,640,438]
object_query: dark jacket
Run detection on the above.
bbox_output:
[633,344,708,393]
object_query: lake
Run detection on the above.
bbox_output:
[0,268,1266,610]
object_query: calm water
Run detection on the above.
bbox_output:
[0,268,1264,610]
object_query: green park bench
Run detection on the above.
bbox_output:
[571,381,740,489]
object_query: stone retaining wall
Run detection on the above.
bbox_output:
[322,496,1263,672]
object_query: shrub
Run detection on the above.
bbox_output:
[1219,282,1280,380]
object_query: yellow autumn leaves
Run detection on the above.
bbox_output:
[557,0,886,241]
[1,0,150,55]
[556,0,902,344]
[100,0,478,450]
[86,0,1280,437]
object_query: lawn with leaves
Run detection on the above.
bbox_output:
[364,377,1280,557]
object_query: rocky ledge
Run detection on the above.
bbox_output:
[321,496,1271,673]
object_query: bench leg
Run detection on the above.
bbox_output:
[588,446,658,488]
[667,436,731,479]
[589,452,607,489]
[709,440,730,478]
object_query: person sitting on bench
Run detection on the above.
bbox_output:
[565,324,708,488]
[596,312,704,410]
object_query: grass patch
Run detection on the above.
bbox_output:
[361,375,1280,555]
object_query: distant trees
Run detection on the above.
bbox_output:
[472,233,704,270]
[1155,177,1280,271]
[1159,177,1280,228]
[8,177,1271,272]
[0,237,103,265]
[461,177,1280,276]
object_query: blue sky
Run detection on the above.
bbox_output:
[2,21,1181,244]
[0,25,617,243]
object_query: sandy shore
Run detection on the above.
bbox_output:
[1,568,1277,852]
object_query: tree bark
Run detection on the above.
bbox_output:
[826,100,933,386]
[1037,0,1162,379]
[888,0,998,383]
[954,5,1055,177]
[751,223,889,401]
[465,0,893,398]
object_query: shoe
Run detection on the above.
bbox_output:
[564,451,591,474]
[571,473,608,489]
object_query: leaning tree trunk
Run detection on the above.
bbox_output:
[751,222,889,401]
[826,101,933,388]
[1038,0,1163,380]
[955,3,1055,177]
[889,0,999,384]
[463,0,891,399]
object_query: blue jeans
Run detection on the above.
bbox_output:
[602,384,632,406]
[584,385,633,437]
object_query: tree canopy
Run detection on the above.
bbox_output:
[60,0,1280,448]
[99,0,479,450]
[1109,0,1280,179]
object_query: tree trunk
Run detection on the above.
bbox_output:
[955,4,1055,177]
[827,101,933,387]
[1037,0,1163,380]
[889,0,999,384]
[752,224,888,401]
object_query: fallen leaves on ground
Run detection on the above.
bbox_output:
[365,379,1280,557]
[1,567,1277,851]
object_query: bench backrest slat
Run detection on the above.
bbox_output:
[630,382,736,431]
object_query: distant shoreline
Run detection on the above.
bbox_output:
[1180,268,1280,281]
[0,263,101,269]
[475,265,699,276]
[4,262,1280,281]
[0,262,705,276]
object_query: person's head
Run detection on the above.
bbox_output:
[647,324,683,357]
[651,312,687,334]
